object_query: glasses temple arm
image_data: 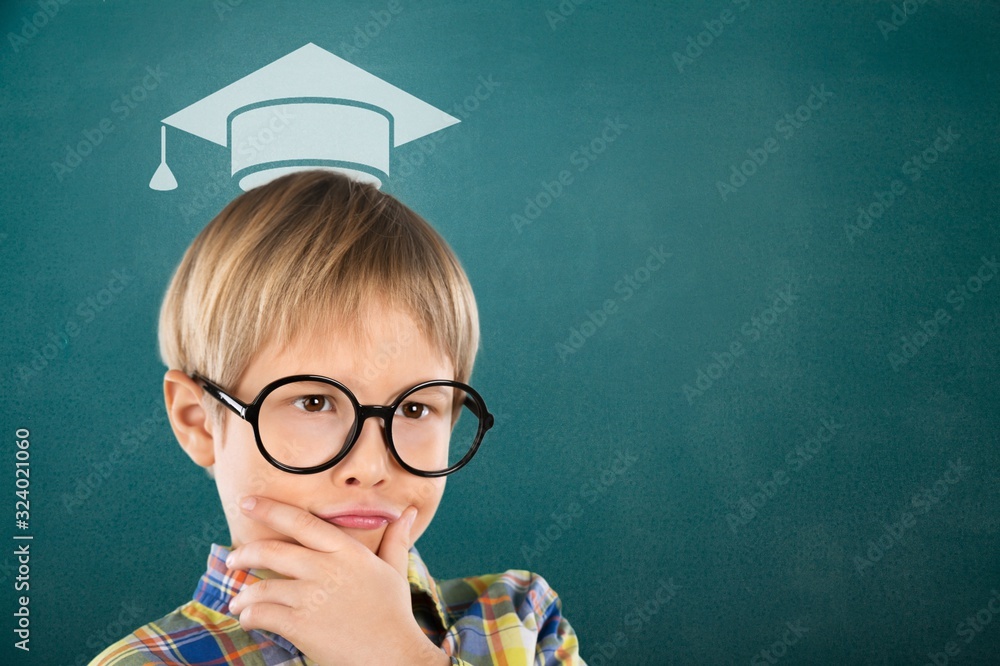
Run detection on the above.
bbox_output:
[463,394,495,430]
[192,374,248,419]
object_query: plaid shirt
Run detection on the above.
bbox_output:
[89,543,583,665]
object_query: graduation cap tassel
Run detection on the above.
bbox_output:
[149,125,178,191]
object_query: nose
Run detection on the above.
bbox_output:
[330,413,392,487]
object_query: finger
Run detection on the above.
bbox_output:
[239,496,350,553]
[234,600,298,637]
[377,506,417,580]
[227,539,325,581]
[228,578,299,615]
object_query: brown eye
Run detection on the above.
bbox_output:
[399,402,428,419]
[293,395,332,413]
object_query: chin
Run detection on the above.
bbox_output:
[338,526,384,553]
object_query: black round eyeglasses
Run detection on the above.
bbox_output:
[193,374,494,477]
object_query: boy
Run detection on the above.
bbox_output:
[89,170,584,665]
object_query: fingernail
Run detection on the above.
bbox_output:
[404,507,417,527]
[241,496,256,511]
[226,552,235,568]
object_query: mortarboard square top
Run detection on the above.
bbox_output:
[151,43,459,191]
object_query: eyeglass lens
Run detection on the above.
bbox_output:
[256,380,480,473]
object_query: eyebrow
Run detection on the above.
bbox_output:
[398,385,452,400]
[262,375,455,402]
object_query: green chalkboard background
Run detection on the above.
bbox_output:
[2,1,999,664]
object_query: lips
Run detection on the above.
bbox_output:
[316,507,399,530]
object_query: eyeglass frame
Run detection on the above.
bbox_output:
[192,373,495,478]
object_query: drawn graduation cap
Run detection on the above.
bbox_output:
[149,42,459,191]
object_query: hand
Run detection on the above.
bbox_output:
[226,496,449,666]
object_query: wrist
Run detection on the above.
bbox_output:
[427,650,452,666]
[394,626,449,666]
[412,641,449,666]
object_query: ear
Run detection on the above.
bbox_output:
[164,369,217,467]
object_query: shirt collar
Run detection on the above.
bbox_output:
[194,544,296,654]
[405,544,451,631]
[195,543,450,649]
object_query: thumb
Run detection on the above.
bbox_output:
[378,506,417,579]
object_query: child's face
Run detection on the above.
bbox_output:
[210,307,450,555]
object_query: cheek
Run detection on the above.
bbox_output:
[215,430,269,499]
[213,427,300,545]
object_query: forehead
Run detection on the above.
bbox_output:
[243,305,454,393]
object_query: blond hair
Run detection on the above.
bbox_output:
[158,170,480,434]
